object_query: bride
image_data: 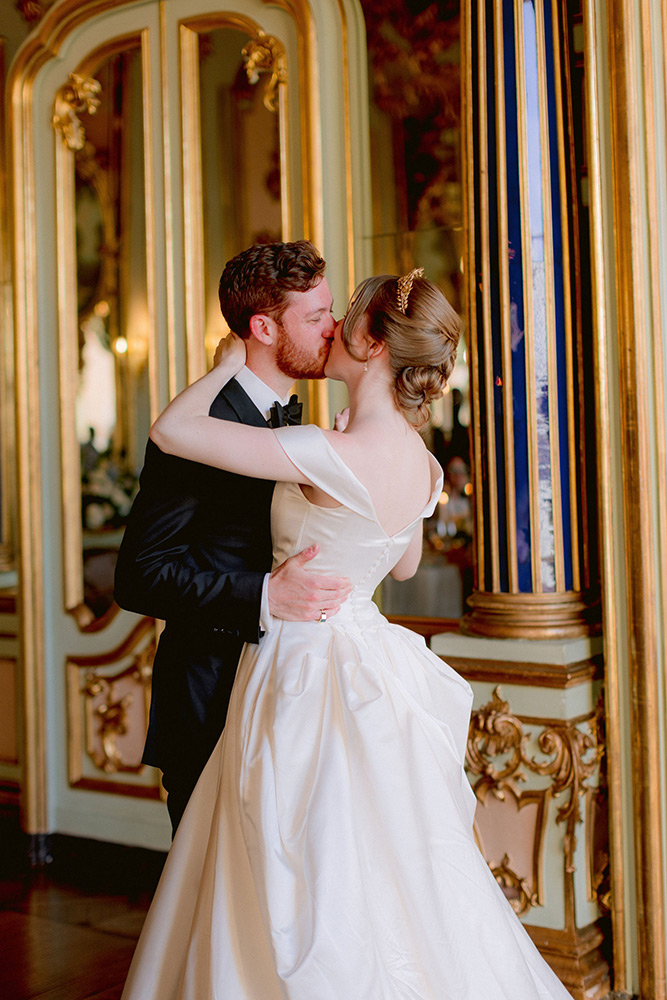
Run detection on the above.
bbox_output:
[121,270,572,999]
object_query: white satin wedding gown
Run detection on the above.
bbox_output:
[121,425,572,1000]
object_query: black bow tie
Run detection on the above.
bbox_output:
[268,394,302,428]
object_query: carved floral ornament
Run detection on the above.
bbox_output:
[81,641,155,775]
[242,31,287,113]
[466,686,603,882]
[16,0,55,24]
[52,74,102,151]
[491,854,536,916]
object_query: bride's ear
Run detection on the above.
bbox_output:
[366,336,384,360]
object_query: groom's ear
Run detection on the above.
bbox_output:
[248,312,278,346]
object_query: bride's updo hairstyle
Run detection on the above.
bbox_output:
[342,271,461,428]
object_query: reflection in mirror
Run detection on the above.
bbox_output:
[359,0,471,625]
[197,27,283,362]
[74,43,147,622]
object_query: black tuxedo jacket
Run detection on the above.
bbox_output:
[114,379,275,778]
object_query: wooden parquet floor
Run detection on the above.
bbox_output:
[0,805,165,1000]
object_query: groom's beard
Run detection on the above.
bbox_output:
[275,323,329,380]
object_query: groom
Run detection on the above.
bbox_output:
[114,240,350,833]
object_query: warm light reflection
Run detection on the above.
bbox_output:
[205,317,231,365]
[76,316,116,450]
[113,336,128,355]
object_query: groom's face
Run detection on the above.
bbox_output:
[275,278,335,380]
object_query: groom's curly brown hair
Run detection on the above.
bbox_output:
[218,240,326,337]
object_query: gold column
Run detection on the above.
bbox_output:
[463,1,599,640]
[604,1,667,995]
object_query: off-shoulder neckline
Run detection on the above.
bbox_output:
[276,424,442,540]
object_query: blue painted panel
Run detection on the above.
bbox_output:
[485,0,509,590]
[503,0,533,591]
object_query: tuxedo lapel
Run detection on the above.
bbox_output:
[211,378,268,428]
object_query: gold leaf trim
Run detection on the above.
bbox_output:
[466,687,529,800]
[466,686,603,882]
[81,640,155,775]
[491,853,538,916]
[16,0,55,25]
[52,73,101,150]
[242,32,287,113]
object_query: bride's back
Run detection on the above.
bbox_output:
[305,423,433,539]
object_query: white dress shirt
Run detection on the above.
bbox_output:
[234,365,294,634]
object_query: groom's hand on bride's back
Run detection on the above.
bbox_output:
[268,545,351,621]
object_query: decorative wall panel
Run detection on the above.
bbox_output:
[67,619,160,797]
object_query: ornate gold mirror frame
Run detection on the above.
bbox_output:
[52,14,305,629]
[53,35,148,631]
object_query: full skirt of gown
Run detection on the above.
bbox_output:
[121,426,573,1000]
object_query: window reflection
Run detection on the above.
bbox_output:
[198,27,283,363]
[74,45,145,621]
[360,0,471,621]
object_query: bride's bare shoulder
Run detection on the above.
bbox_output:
[318,424,430,476]
[317,427,350,451]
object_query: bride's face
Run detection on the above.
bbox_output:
[324,314,368,383]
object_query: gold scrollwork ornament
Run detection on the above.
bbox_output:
[81,642,154,775]
[529,722,601,874]
[466,687,529,800]
[242,32,287,113]
[466,686,603,877]
[16,0,55,24]
[491,853,538,916]
[53,73,102,151]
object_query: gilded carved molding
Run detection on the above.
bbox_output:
[52,73,101,151]
[67,621,159,797]
[81,640,155,775]
[466,686,604,912]
[491,853,536,916]
[467,687,529,800]
[530,719,600,874]
[242,31,287,113]
[16,0,56,24]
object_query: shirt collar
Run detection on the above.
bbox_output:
[235,365,293,421]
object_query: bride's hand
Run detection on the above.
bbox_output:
[213,332,246,373]
[334,407,350,432]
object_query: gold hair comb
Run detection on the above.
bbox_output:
[396,267,425,314]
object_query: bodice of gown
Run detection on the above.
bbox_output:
[271,425,442,628]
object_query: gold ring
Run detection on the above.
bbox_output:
[318,609,327,623]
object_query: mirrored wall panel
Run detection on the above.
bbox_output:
[71,42,148,622]
[197,26,284,363]
[360,0,471,623]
